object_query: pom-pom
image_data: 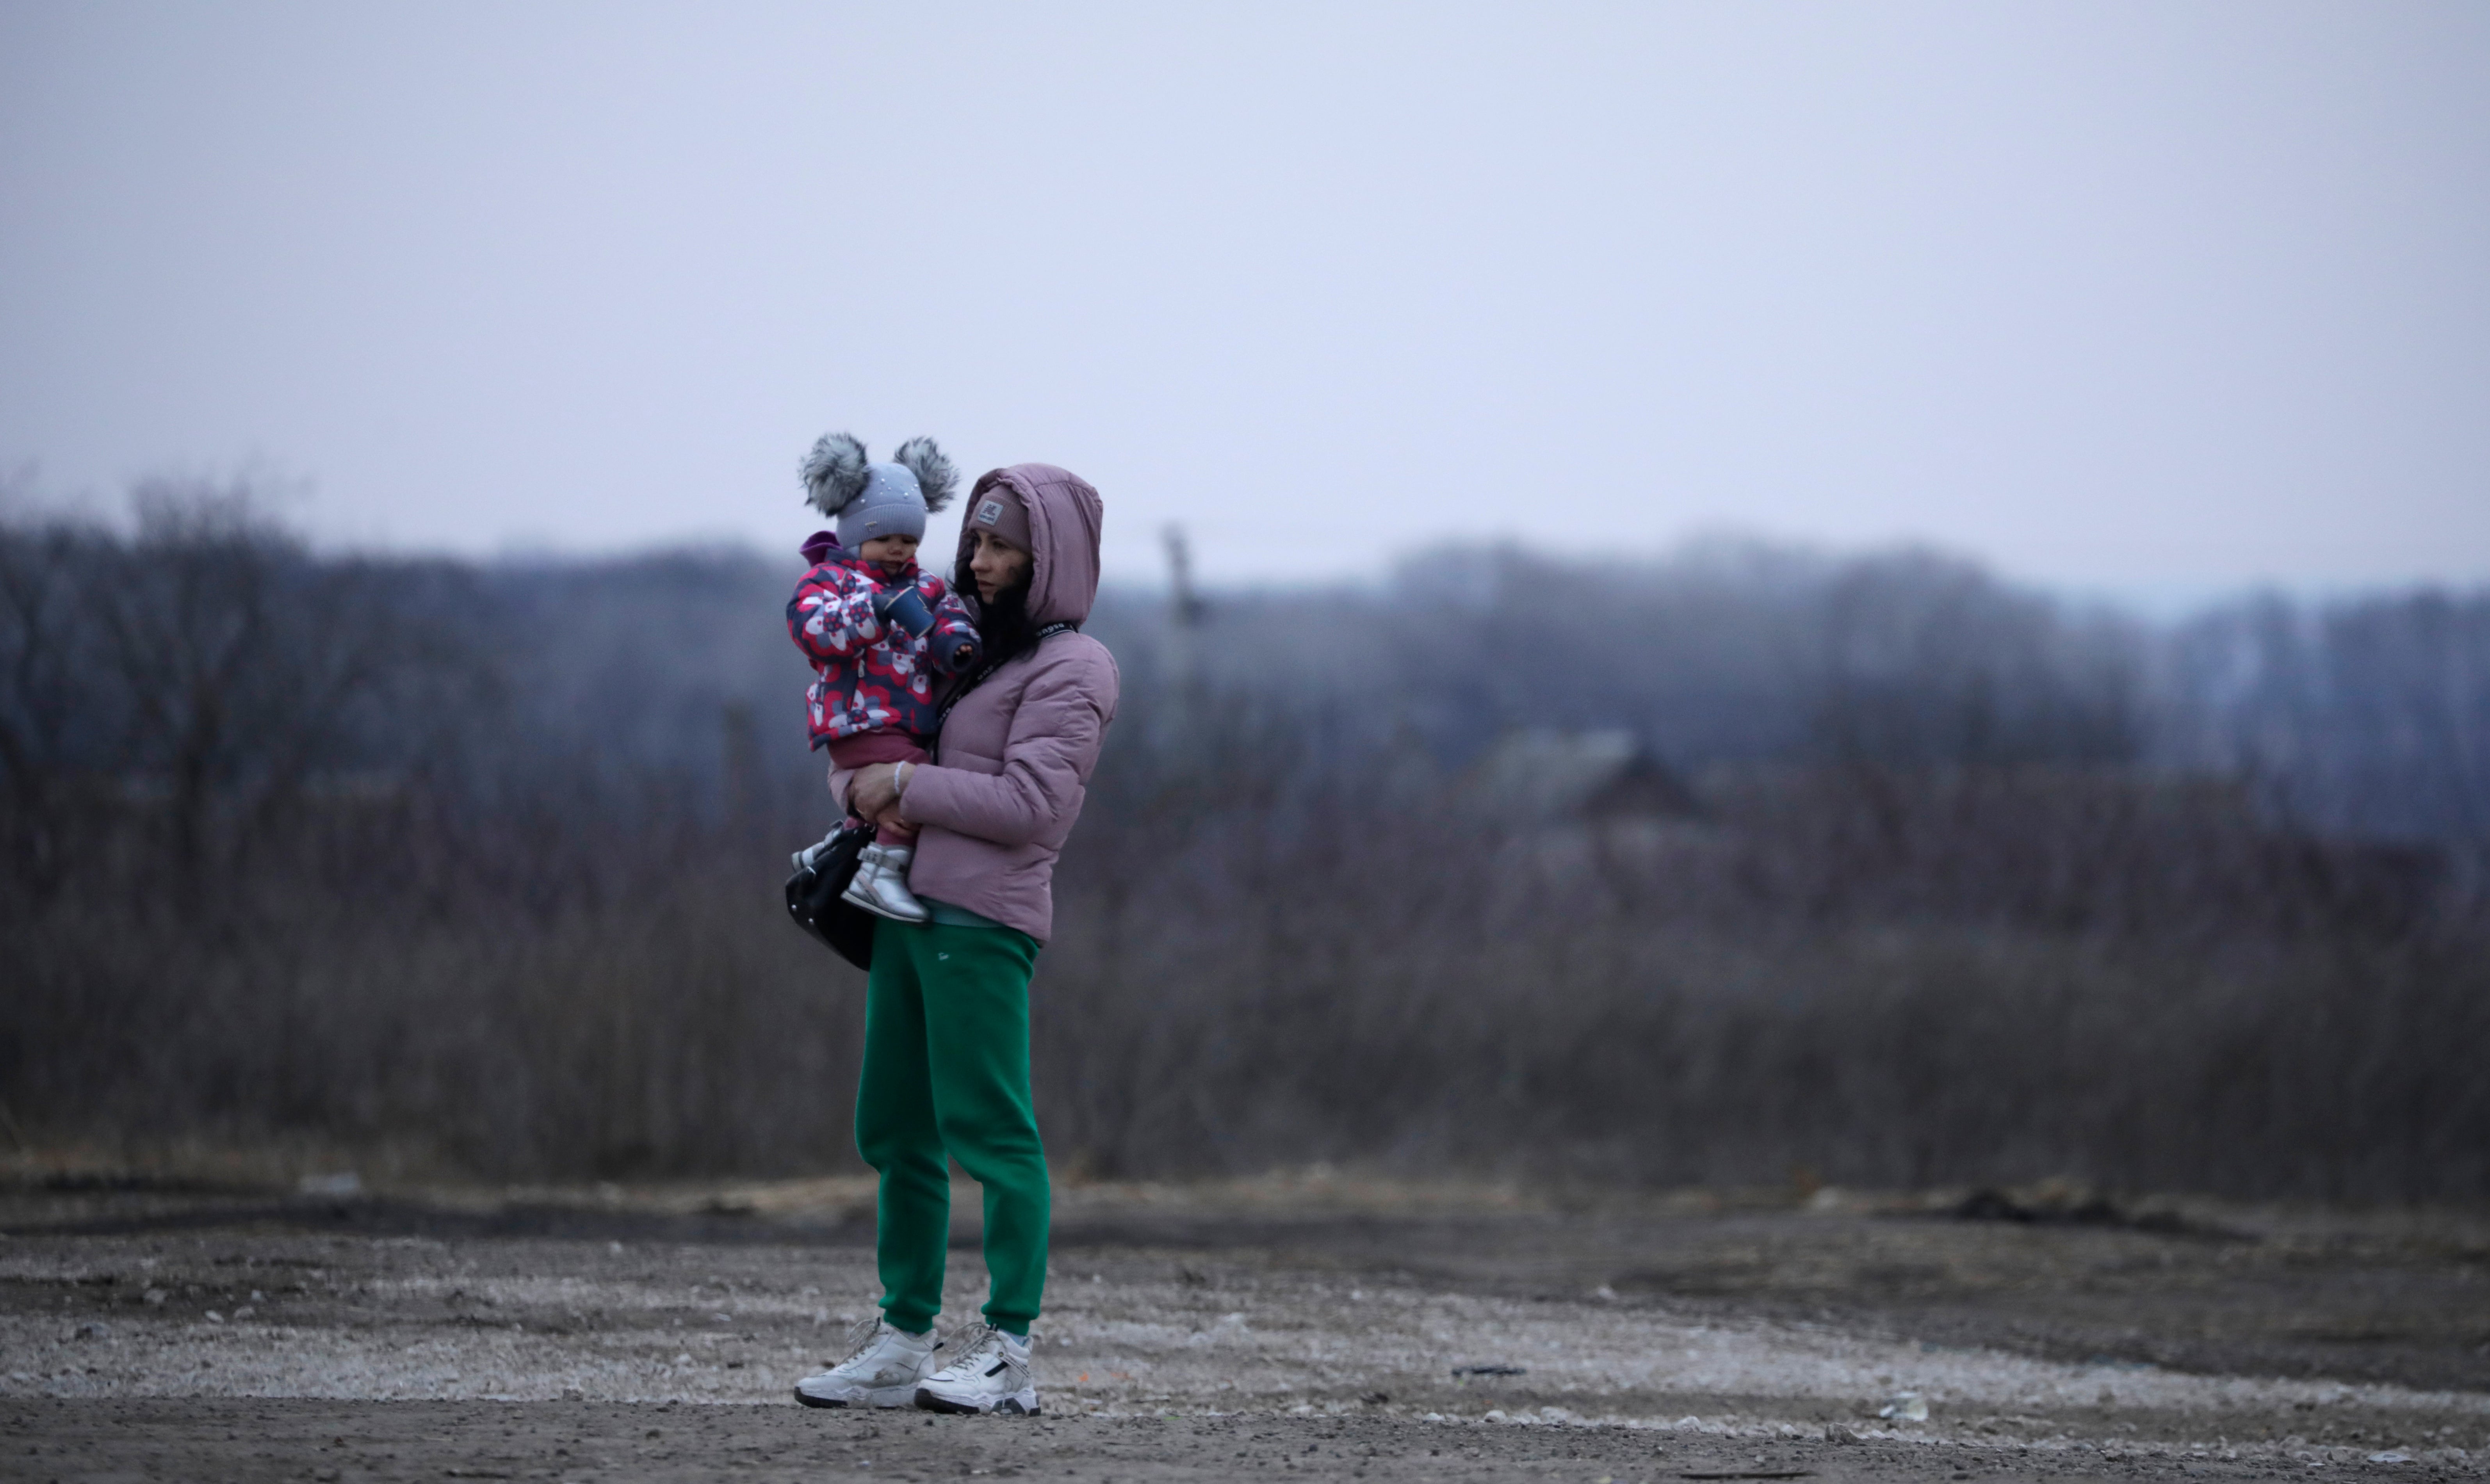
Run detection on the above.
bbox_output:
[892,436,959,513]
[800,432,871,516]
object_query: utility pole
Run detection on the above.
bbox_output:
[1163,525,1207,632]
[1161,525,1208,736]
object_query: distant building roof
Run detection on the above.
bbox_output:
[1463,729,1703,824]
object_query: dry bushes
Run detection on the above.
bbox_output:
[3,492,2484,1197]
[1038,689,2490,1199]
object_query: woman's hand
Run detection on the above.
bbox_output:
[848,762,906,828]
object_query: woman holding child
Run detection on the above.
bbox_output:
[787,450,1118,1417]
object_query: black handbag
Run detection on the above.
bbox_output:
[784,820,877,970]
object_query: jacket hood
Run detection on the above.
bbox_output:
[957,463,1103,626]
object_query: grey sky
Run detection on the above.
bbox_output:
[3,2,2485,591]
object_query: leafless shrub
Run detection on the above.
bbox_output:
[1034,680,2488,1198]
[3,491,2482,1198]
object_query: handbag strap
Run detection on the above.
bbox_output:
[933,621,1078,733]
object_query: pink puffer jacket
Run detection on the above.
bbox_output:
[832,463,1119,943]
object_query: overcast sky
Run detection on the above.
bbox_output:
[3,2,2485,594]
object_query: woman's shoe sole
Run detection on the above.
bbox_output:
[794,1383,919,1409]
[914,1386,1039,1416]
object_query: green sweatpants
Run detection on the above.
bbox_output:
[854,918,1048,1336]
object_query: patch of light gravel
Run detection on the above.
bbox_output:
[4,1237,2481,1471]
[1038,1276,2490,1424]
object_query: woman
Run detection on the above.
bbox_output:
[793,463,1118,1417]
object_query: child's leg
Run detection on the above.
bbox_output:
[829,731,935,923]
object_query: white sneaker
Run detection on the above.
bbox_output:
[914,1323,1038,1415]
[842,843,930,923]
[793,1317,939,1409]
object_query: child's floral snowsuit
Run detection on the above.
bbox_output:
[787,552,981,746]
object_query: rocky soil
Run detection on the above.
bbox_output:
[1,1173,2482,1481]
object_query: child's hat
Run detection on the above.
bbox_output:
[801,432,958,549]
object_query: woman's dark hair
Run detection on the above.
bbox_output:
[956,553,1041,669]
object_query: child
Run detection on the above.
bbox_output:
[787,432,982,922]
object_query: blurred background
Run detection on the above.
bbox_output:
[2,3,2485,1201]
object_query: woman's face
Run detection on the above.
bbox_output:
[968,528,1033,603]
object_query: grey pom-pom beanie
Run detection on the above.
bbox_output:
[839,463,928,548]
[800,432,958,550]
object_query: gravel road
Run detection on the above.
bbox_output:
[2,1175,2482,1481]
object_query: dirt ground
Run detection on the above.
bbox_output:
[2,1171,2484,1481]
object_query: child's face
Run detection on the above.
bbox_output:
[857,534,919,573]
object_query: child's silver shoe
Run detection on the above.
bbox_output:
[792,830,841,873]
[842,843,930,923]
